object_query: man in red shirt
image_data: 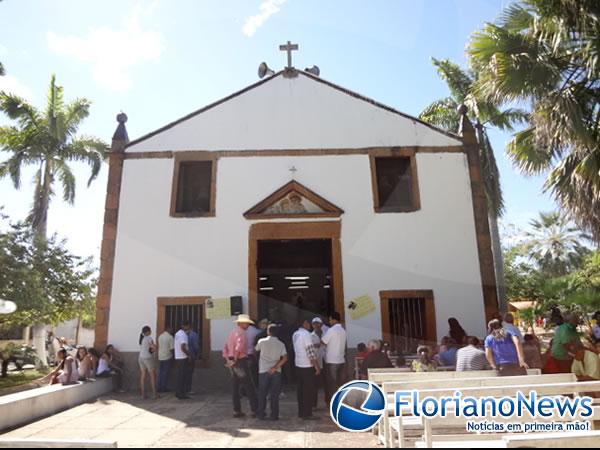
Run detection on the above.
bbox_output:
[223,314,258,418]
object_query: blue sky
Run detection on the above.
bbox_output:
[0,0,553,262]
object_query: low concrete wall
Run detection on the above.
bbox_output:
[0,378,114,432]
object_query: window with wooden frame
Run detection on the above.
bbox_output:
[370,149,420,213]
[156,297,211,368]
[379,290,436,353]
[170,154,217,217]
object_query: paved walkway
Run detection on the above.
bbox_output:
[0,389,378,448]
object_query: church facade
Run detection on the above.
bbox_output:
[95,67,498,378]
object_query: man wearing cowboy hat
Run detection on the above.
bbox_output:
[223,314,258,418]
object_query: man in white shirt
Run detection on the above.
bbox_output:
[157,326,175,393]
[311,317,326,408]
[503,313,524,343]
[292,318,320,420]
[174,321,192,400]
[321,312,347,403]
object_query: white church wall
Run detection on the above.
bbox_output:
[108,151,486,352]
[126,74,462,153]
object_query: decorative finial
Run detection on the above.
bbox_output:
[112,111,129,144]
[457,104,476,145]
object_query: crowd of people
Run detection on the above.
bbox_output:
[43,305,600,419]
[351,311,600,384]
[220,312,347,421]
[42,342,125,390]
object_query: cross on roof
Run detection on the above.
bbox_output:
[279,41,298,68]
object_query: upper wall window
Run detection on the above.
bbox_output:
[370,152,420,213]
[171,158,216,217]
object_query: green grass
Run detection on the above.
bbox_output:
[0,369,49,391]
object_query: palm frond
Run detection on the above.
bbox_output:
[484,107,529,131]
[0,61,5,76]
[63,99,91,139]
[431,58,473,103]
[506,127,555,175]
[2,151,30,189]
[498,2,534,32]
[0,92,42,129]
[418,97,460,132]
[479,129,505,218]
[63,137,108,186]
[54,160,76,204]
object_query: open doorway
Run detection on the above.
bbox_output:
[257,239,334,325]
[248,221,345,326]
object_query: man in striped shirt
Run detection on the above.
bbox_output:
[293,318,321,420]
[456,336,490,371]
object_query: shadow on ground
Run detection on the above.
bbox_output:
[0,386,376,448]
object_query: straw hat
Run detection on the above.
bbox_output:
[235,314,255,325]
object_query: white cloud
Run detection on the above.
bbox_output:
[47,1,164,91]
[0,75,34,101]
[242,0,288,37]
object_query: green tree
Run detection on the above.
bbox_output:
[562,251,600,316]
[522,211,590,277]
[0,75,107,238]
[0,214,96,366]
[468,0,600,240]
[419,58,527,311]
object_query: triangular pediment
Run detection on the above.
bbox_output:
[244,181,344,219]
[126,71,463,152]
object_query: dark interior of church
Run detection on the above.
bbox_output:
[257,239,334,325]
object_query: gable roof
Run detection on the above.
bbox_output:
[244,180,344,220]
[126,70,463,151]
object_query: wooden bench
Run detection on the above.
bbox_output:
[390,380,600,448]
[502,431,600,448]
[368,368,542,385]
[367,368,541,445]
[380,373,576,447]
[0,439,118,448]
[413,430,600,448]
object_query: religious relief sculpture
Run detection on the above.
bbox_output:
[266,192,313,215]
[243,180,344,219]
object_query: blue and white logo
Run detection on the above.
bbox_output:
[330,381,386,432]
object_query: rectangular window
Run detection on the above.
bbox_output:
[380,290,436,353]
[370,152,420,212]
[157,297,211,367]
[175,161,212,214]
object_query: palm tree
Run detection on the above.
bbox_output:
[0,2,3,76]
[419,58,527,312]
[0,74,107,239]
[468,0,600,241]
[0,75,106,366]
[522,211,591,277]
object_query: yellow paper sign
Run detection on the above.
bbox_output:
[205,298,231,320]
[347,295,376,320]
